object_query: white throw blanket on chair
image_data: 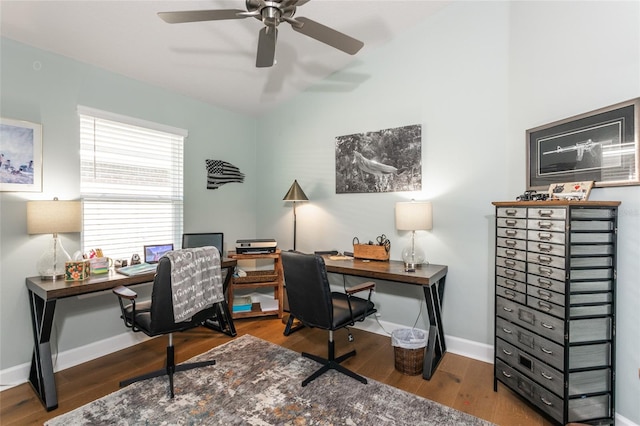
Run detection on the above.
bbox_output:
[165,247,224,322]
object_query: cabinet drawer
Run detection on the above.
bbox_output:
[497,297,564,344]
[570,342,611,369]
[528,296,564,318]
[570,244,614,256]
[497,285,526,304]
[496,338,564,397]
[496,276,525,292]
[527,252,565,270]
[568,394,611,423]
[570,256,612,268]
[571,208,616,219]
[570,317,612,343]
[497,207,527,218]
[528,207,566,220]
[497,256,526,272]
[498,217,527,229]
[497,237,526,251]
[571,232,614,244]
[529,264,566,281]
[570,268,613,280]
[528,219,566,232]
[527,240,565,257]
[528,274,565,295]
[571,220,615,232]
[496,317,564,371]
[497,266,525,283]
[527,230,566,245]
[497,247,526,261]
[497,227,527,239]
[528,286,564,307]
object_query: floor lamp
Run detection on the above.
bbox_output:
[27,197,82,280]
[283,180,308,251]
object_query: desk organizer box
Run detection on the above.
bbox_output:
[65,260,90,281]
[353,244,389,261]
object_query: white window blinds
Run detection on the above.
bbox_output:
[79,107,185,261]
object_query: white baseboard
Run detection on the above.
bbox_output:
[0,332,151,392]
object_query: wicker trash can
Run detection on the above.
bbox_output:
[391,328,427,376]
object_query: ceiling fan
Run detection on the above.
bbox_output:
[158,0,364,68]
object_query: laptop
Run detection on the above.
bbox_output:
[143,243,174,264]
[182,232,224,256]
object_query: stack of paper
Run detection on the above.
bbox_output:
[260,299,279,312]
[232,296,253,313]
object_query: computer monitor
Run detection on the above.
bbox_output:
[182,232,224,256]
[143,243,174,264]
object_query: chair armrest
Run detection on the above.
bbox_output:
[113,285,137,300]
[345,281,375,295]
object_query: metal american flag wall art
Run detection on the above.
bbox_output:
[205,159,245,190]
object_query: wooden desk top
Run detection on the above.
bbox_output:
[26,258,237,301]
[322,257,447,287]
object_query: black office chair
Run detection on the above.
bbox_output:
[113,252,226,398]
[281,251,376,386]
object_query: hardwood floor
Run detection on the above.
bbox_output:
[0,317,554,425]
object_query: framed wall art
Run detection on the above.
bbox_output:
[0,117,43,192]
[527,98,639,190]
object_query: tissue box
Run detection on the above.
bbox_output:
[89,257,110,275]
[65,261,90,281]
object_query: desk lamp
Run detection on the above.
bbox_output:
[283,180,308,251]
[27,197,81,280]
[395,200,432,272]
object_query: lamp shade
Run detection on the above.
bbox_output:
[283,180,309,201]
[395,201,432,231]
[27,199,82,234]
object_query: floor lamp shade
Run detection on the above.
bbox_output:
[283,180,308,251]
[27,198,82,280]
[395,201,432,271]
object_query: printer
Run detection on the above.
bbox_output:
[235,239,278,254]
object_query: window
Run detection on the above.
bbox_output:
[79,106,186,261]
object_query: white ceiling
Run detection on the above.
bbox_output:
[1,1,449,116]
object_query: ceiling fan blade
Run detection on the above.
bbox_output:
[292,17,363,55]
[158,9,246,24]
[256,26,278,68]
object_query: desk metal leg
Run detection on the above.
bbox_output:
[422,275,447,380]
[203,266,237,337]
[27,290,58,411]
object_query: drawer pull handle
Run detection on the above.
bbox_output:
[537,255,552,263]
[505,239,517,247]
[540,396,553,406]
[541,322,554,329]
[502,348,513,356]
[537,278,552,287]
[538,209,553,217]
[538,221,553,229]
[505,229,517,236]
[505,270,516,277]
[505,250,517,257]
[506,219,518,226]
[541,347,553,354]
[538,243,553,252]
[502,327,513,334]
[504,280,517,288]
[503,306,513,312]
[537,289,552,299]
[501,371,512,378]
[504,260,516,267]
[505,209,518,216]
[538,232,553,241]
[541,372,553,380]
[538,266,553,276]
[504,290,516,299]
[537,301,552,311]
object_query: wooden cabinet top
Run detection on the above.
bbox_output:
[492,200,620,207]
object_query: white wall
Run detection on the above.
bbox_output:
[255,1,640,424]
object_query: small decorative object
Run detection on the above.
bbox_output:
[527,98,639,189]
[65,260,90,281]
[395,200,433,272]
[548,181,594,201]
[27,197,82,280]
[282,179,308,250]
[0,117,43,192]
[89,257,112,275]
[205,159,245,190]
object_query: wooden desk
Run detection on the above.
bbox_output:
[322,257,448,381]
[25,258,237,411]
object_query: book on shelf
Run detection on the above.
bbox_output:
[232,295,253,313]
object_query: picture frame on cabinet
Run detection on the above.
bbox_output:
[526,97,639,190]
[0,117,43,192]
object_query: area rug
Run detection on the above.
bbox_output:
[45,334,493,425]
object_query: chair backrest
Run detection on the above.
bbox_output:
[281,251,334,329]
[147,256,218,335]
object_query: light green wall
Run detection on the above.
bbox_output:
[1,1,639,424]
[254,1,640,423]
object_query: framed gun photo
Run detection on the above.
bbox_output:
[527,97,639,190]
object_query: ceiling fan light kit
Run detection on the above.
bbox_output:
[158,0,364,68]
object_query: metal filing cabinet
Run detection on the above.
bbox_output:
[492,200,619,425]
